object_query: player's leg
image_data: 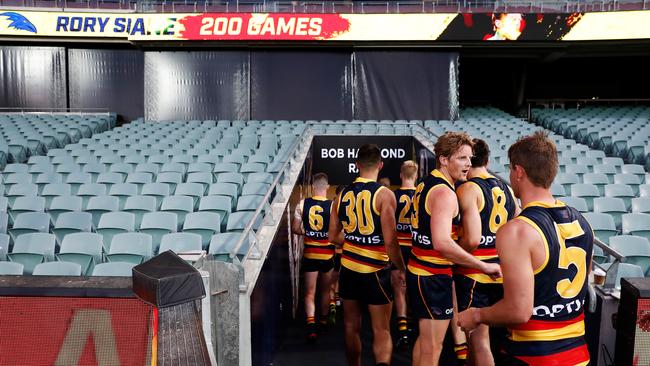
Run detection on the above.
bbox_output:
[343,299,362,366]
[303,270,319,342]
[468,324,493,366]
[368,302,393,365]
[449,284,468,364]
[318,268,335,328]
[391,268,409,349]
[417,318,450,366]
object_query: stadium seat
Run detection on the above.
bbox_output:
[57,232,103,275]
[565,165,589,180]
[9,196,46,224]
[86,195,119,228]
[236,195,265,212]
[8,233,56,275]
[39,183,71,207]
[583,212,618,245]
[558,196,588,213]
[242,182,271,197]
[161,162,187,175]
[593,197,628,229]
[52,212,93,245]
[0,261,23,275]
[604,184,636,210]
[622,213,650,243]
[109,183,139,210]
[569,184,600,211]
[0,233,8,260]
[160,195,194,230]
[182,212,221,249]
[593,245,608,265]
[554,174,580,195]
[33,261,82,276]
[156,171,183,191]
[65,172,93,194]
[610,263,645,290]
[96,172,125,188]
[123,195,158,228]
[209,232,248,261]
[9,212,50,242]
[135,163,161,176]
[139,212,177,253]
[621,164,646,183]
[126,172,154,191]
[583,173,610,195]
[91,262,135,277]
[159,232,203,254]
[107,232,153,264]
[602,157,624,172]
[227,211,263,232]
[593,165,617,183]
[216,172,244,190]
[96,212,136,252]
[6,183,38,207]
[247,172,275,185]
[175,182,206,208]
[614,174,642,195]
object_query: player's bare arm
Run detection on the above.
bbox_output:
[457,182,483,253]
[378,187,405,272]
[291,200,305,235]
[328,197,344,248]
[429,186,501,277]
[458,219,536,332]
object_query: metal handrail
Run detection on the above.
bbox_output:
[228,126,309,261]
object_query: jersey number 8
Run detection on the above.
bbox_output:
[489,187,509,233]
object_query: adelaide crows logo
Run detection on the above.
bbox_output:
[0,12,37,33]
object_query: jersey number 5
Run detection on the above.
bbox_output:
[341,190,374,235]
[554,221,587,299]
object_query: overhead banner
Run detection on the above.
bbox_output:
[312,136,413,185]
[1,10,650,41]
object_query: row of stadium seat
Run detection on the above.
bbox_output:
[532,106,650,170]
[0,228,249,276]
[0,117,424,277]
[0,114,114,167]
[425,107,650,278]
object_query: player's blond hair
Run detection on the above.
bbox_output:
[400,160,418,180]
[434,131,474,168]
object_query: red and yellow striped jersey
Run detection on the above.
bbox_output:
[301,196,334,260]
[503,200,593,365]
[338,177,389,273]
[394,187,415,247]
[407,169,456,276]
[455,173,517,284]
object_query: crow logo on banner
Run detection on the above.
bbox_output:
[0,12,37,33]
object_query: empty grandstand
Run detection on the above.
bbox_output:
[1,0,650,365]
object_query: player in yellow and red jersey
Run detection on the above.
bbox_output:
[459,132,593,366]
[292,173,336,343]
[455,138,520,365]
[329,144,406,366]
[408,132,501,366]
[392,160,418,350]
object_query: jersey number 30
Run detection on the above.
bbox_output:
[341,190,375,235]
